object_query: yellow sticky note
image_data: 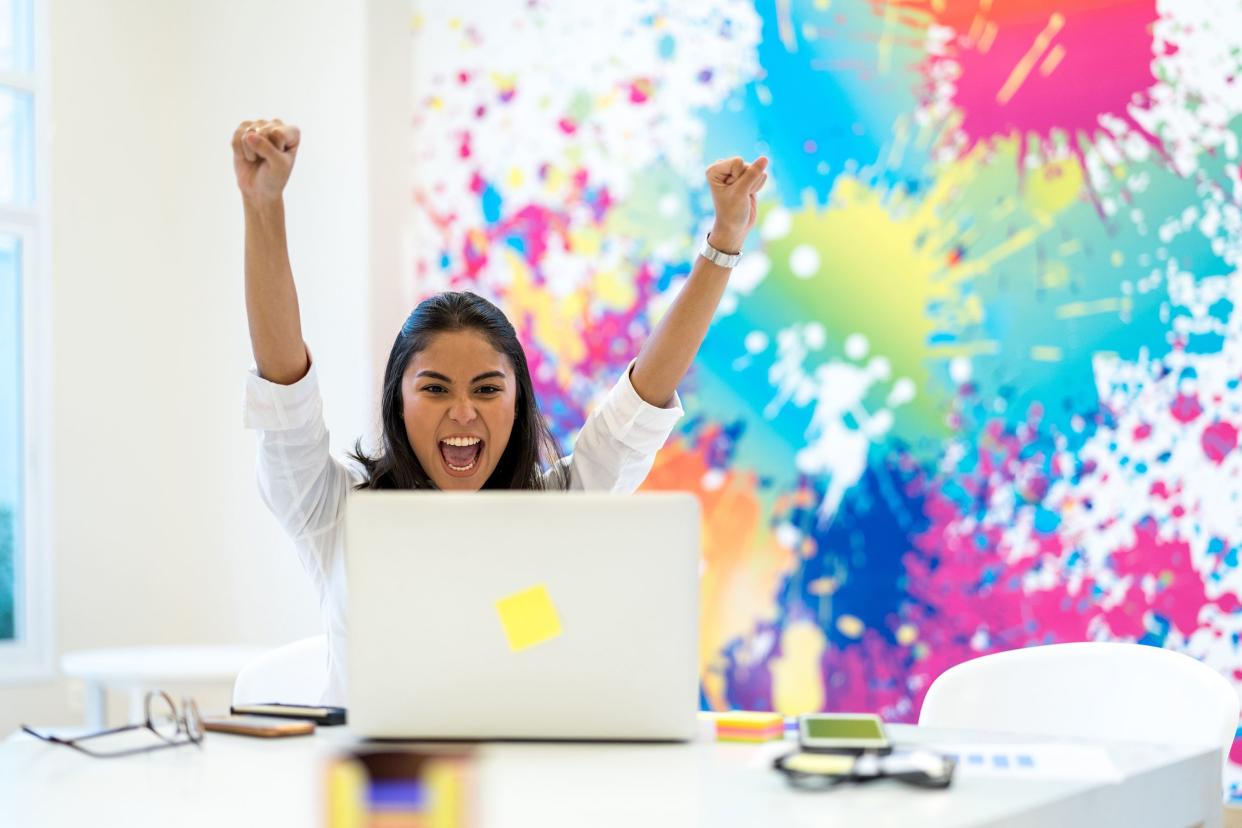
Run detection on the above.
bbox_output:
[495,584,563,652]
[782,751,855,776]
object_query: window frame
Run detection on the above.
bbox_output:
[0,0,52,684]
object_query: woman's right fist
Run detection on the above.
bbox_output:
[232,119,300,204]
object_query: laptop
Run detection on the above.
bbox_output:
[345,491,701,741]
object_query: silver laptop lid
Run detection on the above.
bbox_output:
[346,491,700,740]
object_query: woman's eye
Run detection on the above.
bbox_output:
[476,386,501,395]
[422,385,446,394]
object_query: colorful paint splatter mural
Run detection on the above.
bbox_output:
[409,0,1242,793]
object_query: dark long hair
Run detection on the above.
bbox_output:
[350,291,565,490]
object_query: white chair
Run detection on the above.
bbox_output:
[919,642,1240,768]
[231,635,329,707]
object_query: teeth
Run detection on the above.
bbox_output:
[446,458,477,472]
[441,436,482,447]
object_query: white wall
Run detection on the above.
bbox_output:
[0,0,408,734]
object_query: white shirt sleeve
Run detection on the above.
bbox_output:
[242,361,364,543]
[563,361,685,492]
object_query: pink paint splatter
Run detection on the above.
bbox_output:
[895,0,1165,172]
[627,78,654,104]
[1202,421,1239,465]
[1109,519,1207,636]
[1171,393,1204,423]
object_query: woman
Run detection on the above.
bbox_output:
[233,118,768,704]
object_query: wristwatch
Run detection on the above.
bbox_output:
[700,234,742,268]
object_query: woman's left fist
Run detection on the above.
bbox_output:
[705,155,769,253]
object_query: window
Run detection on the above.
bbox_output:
[0,0,49,680]
[1,232,20,641]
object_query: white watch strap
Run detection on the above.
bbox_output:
[700,234,742,268]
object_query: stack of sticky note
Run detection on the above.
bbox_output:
[714,711,786,743]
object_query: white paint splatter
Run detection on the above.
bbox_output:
[790,244,821,279]
[844,333,869,360]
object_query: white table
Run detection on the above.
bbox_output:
[60,646,266,728]
[0,721,1222,827]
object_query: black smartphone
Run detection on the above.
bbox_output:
[229,702,347,726]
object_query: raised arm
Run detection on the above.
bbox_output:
[629,156,769,408]
[233,118,309,385]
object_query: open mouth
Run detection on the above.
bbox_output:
[438,436,484,474]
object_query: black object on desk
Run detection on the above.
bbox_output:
[229,702,347,726]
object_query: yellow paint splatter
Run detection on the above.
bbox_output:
[567,226,602,258]
[593,268,635,310]
[896,624,919,646]
[808,577,837,597]
[760,151,1050,433]
[490,72,516,94]
[836,614,864,639]
[876,1,897,75]
[466,228,488,255]
[1027,160,1084,218]
[506,167,525,189]
[925,340,1000,358]
[997,13,1066,105]
[543,165,567,196]
[771,620,827,715]
[1039,43,1066,77]
[1056,297,1131,320]
[1030,345,1063,362]
[642,439,796,711]
[978,21,998,53]
[500,249,586,386]
[1040,261,1069,290]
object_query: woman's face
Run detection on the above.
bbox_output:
[402,329,518,491]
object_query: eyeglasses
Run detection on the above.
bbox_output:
[22,690,204,758]
[773,748,955,790]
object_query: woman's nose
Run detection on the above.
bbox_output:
[448,398,478,424]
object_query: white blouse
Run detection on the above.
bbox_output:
[243,357,684,705]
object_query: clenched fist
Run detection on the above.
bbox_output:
[705,155,769,253]
[232,119,300,204]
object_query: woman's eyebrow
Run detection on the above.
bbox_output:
[415,370,454,382]
[414,370,507,383]
[471,371,506,383]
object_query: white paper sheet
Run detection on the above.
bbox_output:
[921,742,1122,781]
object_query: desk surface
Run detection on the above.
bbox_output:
[0,721,1222,828]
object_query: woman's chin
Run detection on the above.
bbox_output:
[435,475,485,491]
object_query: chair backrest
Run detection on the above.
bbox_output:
[919,643,1239,761]
[231,635,328,707]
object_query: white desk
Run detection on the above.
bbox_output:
[0,722,1221,827]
